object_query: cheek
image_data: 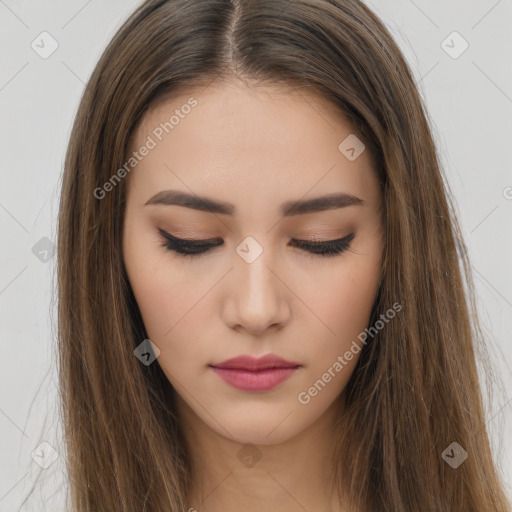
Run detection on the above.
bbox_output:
[126,261,206,343]
[304,256,380,342]
[300,251,380,384]
[123,224,195,341]
[335,276,377,335]
[123,230,215,387]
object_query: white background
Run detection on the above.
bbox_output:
[0,0,511,509]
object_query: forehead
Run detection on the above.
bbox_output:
[127,81,380,216]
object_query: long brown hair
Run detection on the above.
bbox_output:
[56,0,511,510]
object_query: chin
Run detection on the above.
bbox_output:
[211,413,307,446]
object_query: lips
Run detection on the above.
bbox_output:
[209,354,301,392]
[210,354,301,371]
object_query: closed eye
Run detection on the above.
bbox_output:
[290,233,355,256]
[158,229,355,258]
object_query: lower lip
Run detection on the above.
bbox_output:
[210,366,299,391]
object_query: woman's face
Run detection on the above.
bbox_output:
[122,81,383,445]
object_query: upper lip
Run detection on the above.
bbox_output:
[210,354,301,371]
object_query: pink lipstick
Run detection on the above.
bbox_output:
[209,354,300,392]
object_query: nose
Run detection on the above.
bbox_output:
[223,244,290,336]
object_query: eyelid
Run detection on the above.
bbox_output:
[158,229,352,245]
[157,228,355,258]
[157,228,221,244]
[291,233,353,244]
[289,233,355,256]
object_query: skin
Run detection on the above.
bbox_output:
[122,80,383,512]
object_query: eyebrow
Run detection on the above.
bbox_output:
[144,190,364,216]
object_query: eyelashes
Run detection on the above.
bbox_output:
[158,228,355,259]
[158,229,224,256]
